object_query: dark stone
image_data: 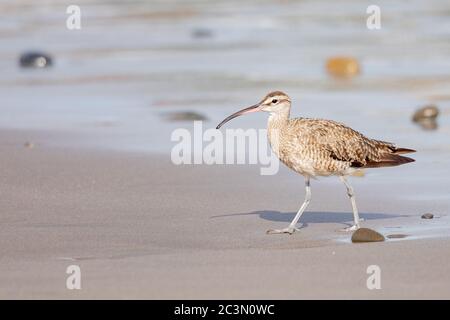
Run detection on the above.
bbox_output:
[19,51,53,68]
[351,228,385,243]
[192,28,213,39]
[164,111,208,122]
[421,213,434,219]
[412,105,439,122]
[24,141,34,148]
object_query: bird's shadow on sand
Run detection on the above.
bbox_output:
[211,210,405,228]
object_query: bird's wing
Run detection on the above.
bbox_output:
[289,118,398,167]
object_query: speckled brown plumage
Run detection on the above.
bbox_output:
[268,114,415,177]
[217,90,415,178]
[216,90,416,234]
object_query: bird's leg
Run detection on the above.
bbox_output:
[339,176,362,232]
[267,177,311,235]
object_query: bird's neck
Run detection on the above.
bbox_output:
[268,109,290,130]
[267,109,290,154]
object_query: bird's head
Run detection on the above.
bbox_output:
[216,91,291,129]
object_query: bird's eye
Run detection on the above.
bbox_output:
[271,99,278,104]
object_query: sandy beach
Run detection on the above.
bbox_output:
[0,129,449,299]
[1,0,450,299]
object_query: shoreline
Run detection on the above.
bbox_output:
[1,128,449,299]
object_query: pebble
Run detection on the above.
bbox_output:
[326,57,360,77]
[412,105,439,130]
[421,213,434,219]
[192,28,213,39]
[24,141,34,148]
[351,227,385,243]
[412,105,439,122]
[19,51,53,68]
[164,111,208,122]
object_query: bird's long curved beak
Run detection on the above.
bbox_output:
[216,104,261,129]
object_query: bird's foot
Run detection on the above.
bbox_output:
[266,226,300,235]
[339,224,360,232]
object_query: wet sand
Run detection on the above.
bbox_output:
[1,0,450,299]
[1,129,450,299]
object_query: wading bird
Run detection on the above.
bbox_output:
[216,91,415,234]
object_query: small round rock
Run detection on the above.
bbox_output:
[421,213,434,219]
[351,227,385,243]
[164,111,208,122]
[192,28,213,39]
[412,105,439,122]
[24,141,34,148]
[326,56,360,77]
[19,51,53,68]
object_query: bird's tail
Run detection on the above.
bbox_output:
[364,153,415,168]
[391,147,416,155]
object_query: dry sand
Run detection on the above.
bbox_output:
[1,0,450,301]
[0,129,449,299]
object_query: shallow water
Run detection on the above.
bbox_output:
[0,0,449,208]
